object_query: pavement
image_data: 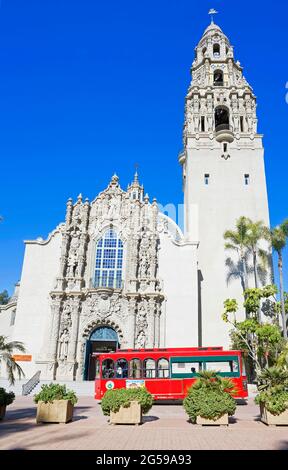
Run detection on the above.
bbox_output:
[0,397,287,450]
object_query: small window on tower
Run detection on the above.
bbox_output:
[213,44,220,57]
[223,143,228,153]
[204,174,210,185]
[244,174,250,185]
[240,116,244,132]
[201,116,205,132]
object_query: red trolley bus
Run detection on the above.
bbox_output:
[94,347,248,400]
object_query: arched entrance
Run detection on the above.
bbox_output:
[84,326,119,380]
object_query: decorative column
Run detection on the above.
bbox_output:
[47,295,62,379]
[154,301,161,348]
[67,296,81,379]
[146,297,155,348]
[76,338,87,381]
[127,296,137,348]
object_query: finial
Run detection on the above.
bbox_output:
[208,8,218,24]
[77,193,82,201]
[111,173,119,184]
[134,170,139,183]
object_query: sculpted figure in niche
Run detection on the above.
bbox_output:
[137,304,147,330]
[67,253,78,277]
[247,114,253,133]
[61,304,72,329]
[70,230,80,253]
[59,329,70,360]
[136,330,146,349]
[193,114,200,132]
[233,114,240,132]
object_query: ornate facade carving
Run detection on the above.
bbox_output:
[42,173,164,380]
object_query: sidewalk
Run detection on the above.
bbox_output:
[0,397,287,450]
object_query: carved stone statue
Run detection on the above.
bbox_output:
[61,304,72,330]
[59,329,70,360]
[137,304,147,330]
[67,253,78,277]
[136,330,146,348]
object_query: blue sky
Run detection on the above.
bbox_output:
[0,0,288,295]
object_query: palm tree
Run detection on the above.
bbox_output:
[0,336,26,385]
[245,219,269,289]
[224,216,251,292]
[267,220,288,340]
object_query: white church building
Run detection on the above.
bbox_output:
[0,21,270,382]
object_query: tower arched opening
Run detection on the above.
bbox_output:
[213,69,224,86]
[215,106,230,132]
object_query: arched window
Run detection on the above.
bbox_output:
[157,358,170,378]
[215,106,230,131]
[213,44,220,57]
[94,229,123,288]
[143,359,156,378]
[214,70,223,86]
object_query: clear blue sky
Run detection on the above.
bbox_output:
[0,0,288,296]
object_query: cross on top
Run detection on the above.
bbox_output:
[208,9,218,23]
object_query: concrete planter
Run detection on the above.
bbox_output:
[36,400,74,424]
[196,413,229,426]
[260,404,288,426]
[0,405,6,421]
[110,401,142,425]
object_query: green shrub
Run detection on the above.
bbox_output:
[255,367,288,415]
[101,387,153,416]
[34,383,78,405]
[183,371,237,423]
[0,388,15,406]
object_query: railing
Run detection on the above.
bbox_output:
[215,123,233,133]
[89,278,124,290]
[22,370,41,396]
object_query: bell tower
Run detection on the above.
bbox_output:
[179,18,270,346]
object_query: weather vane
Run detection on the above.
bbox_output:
[208,9,218,23]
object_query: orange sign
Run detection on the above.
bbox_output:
[13,355,32,362]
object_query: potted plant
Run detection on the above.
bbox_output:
[101,387,153,425]
[183,371,237,425]
[255,367,288,426]
[34,383,78,424]
[0,388,15,420]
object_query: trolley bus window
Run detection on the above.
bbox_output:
[157,358,170,378]
[115,358,128,378]
[102,358,115,378]
[129,359,142,378]
[204,360,239,373]
[143,359,156,378]
[171,361,201,375]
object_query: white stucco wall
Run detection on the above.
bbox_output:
[185,137,270,347]
[5,231,62,379]
[158,232,198,347]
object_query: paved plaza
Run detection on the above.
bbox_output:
[0,397,287,450]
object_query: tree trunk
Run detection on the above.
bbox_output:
[241,251,248,291]
[279,254,287,340]
[253,250,259,289]
[253,249,261,323]
[241,252,249,318]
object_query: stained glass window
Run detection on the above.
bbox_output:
[94,229,123,288]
